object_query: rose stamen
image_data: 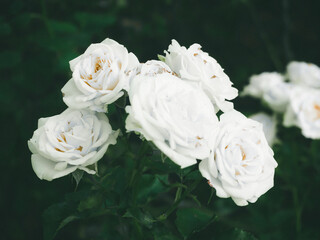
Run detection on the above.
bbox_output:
[76,146,83,151]
[55,147,64,152]
[94,58,105,73]
[240,145,246,161]
[61,133,66,142]
[314,103,320,119]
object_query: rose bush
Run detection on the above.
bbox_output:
[28,109,119,181]
[199,110,278,206]
[27,36,282,240]
[125,60,219,168]
[62,38,140,112]
[163,40,238,112]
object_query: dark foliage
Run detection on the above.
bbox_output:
[1,0,320,239]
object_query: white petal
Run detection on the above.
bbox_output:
[54,161,68,171]
[78,166,96,175]
[283,105,297,127]
[154,140,197,168]
[232,197,248,206]
[199,158,212,180]
[62,79,94,109]
[69,55,82,72]
[31,154,77,181]
[83,129,119,166]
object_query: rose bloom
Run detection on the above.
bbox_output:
[284,86,320,139]
[126,61,219,168]
[250,112,278,146]
[287,61,320,88]
[242,72,291,112]
[28,109,119,181]
[199,110,278,206]
[62,38,139,112]
[164,40,238,112]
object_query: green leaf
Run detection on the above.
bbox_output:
[157,54,166,62]
[123,208,155,228]
[77,192,103,212]
[42,202,77,240]
[43,190,91,240]
[175,207,215,238]
[232,228,258,240]
[72,170,84,187]
[152,224,181,240]
[153,230,180,240]
[56,215,80,233]
[183,168,202,180]
[136,174,168,204]
[114,93,127,108]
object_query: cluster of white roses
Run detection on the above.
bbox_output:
[243,61,320,139]
[28,38,278,206]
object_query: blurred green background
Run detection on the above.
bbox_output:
[1,0,320,239]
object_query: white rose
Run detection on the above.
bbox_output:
[199,110,277,206]
[242,72,291,112]
[126,61,219,168]
[242,72,284,98]
[28,109,119,181]
[287,61,320,88]
[262,81,292,112]
[62,38,140,112]
[250,112,278,146]
[164,40,238,112]
[283,86,320,139]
